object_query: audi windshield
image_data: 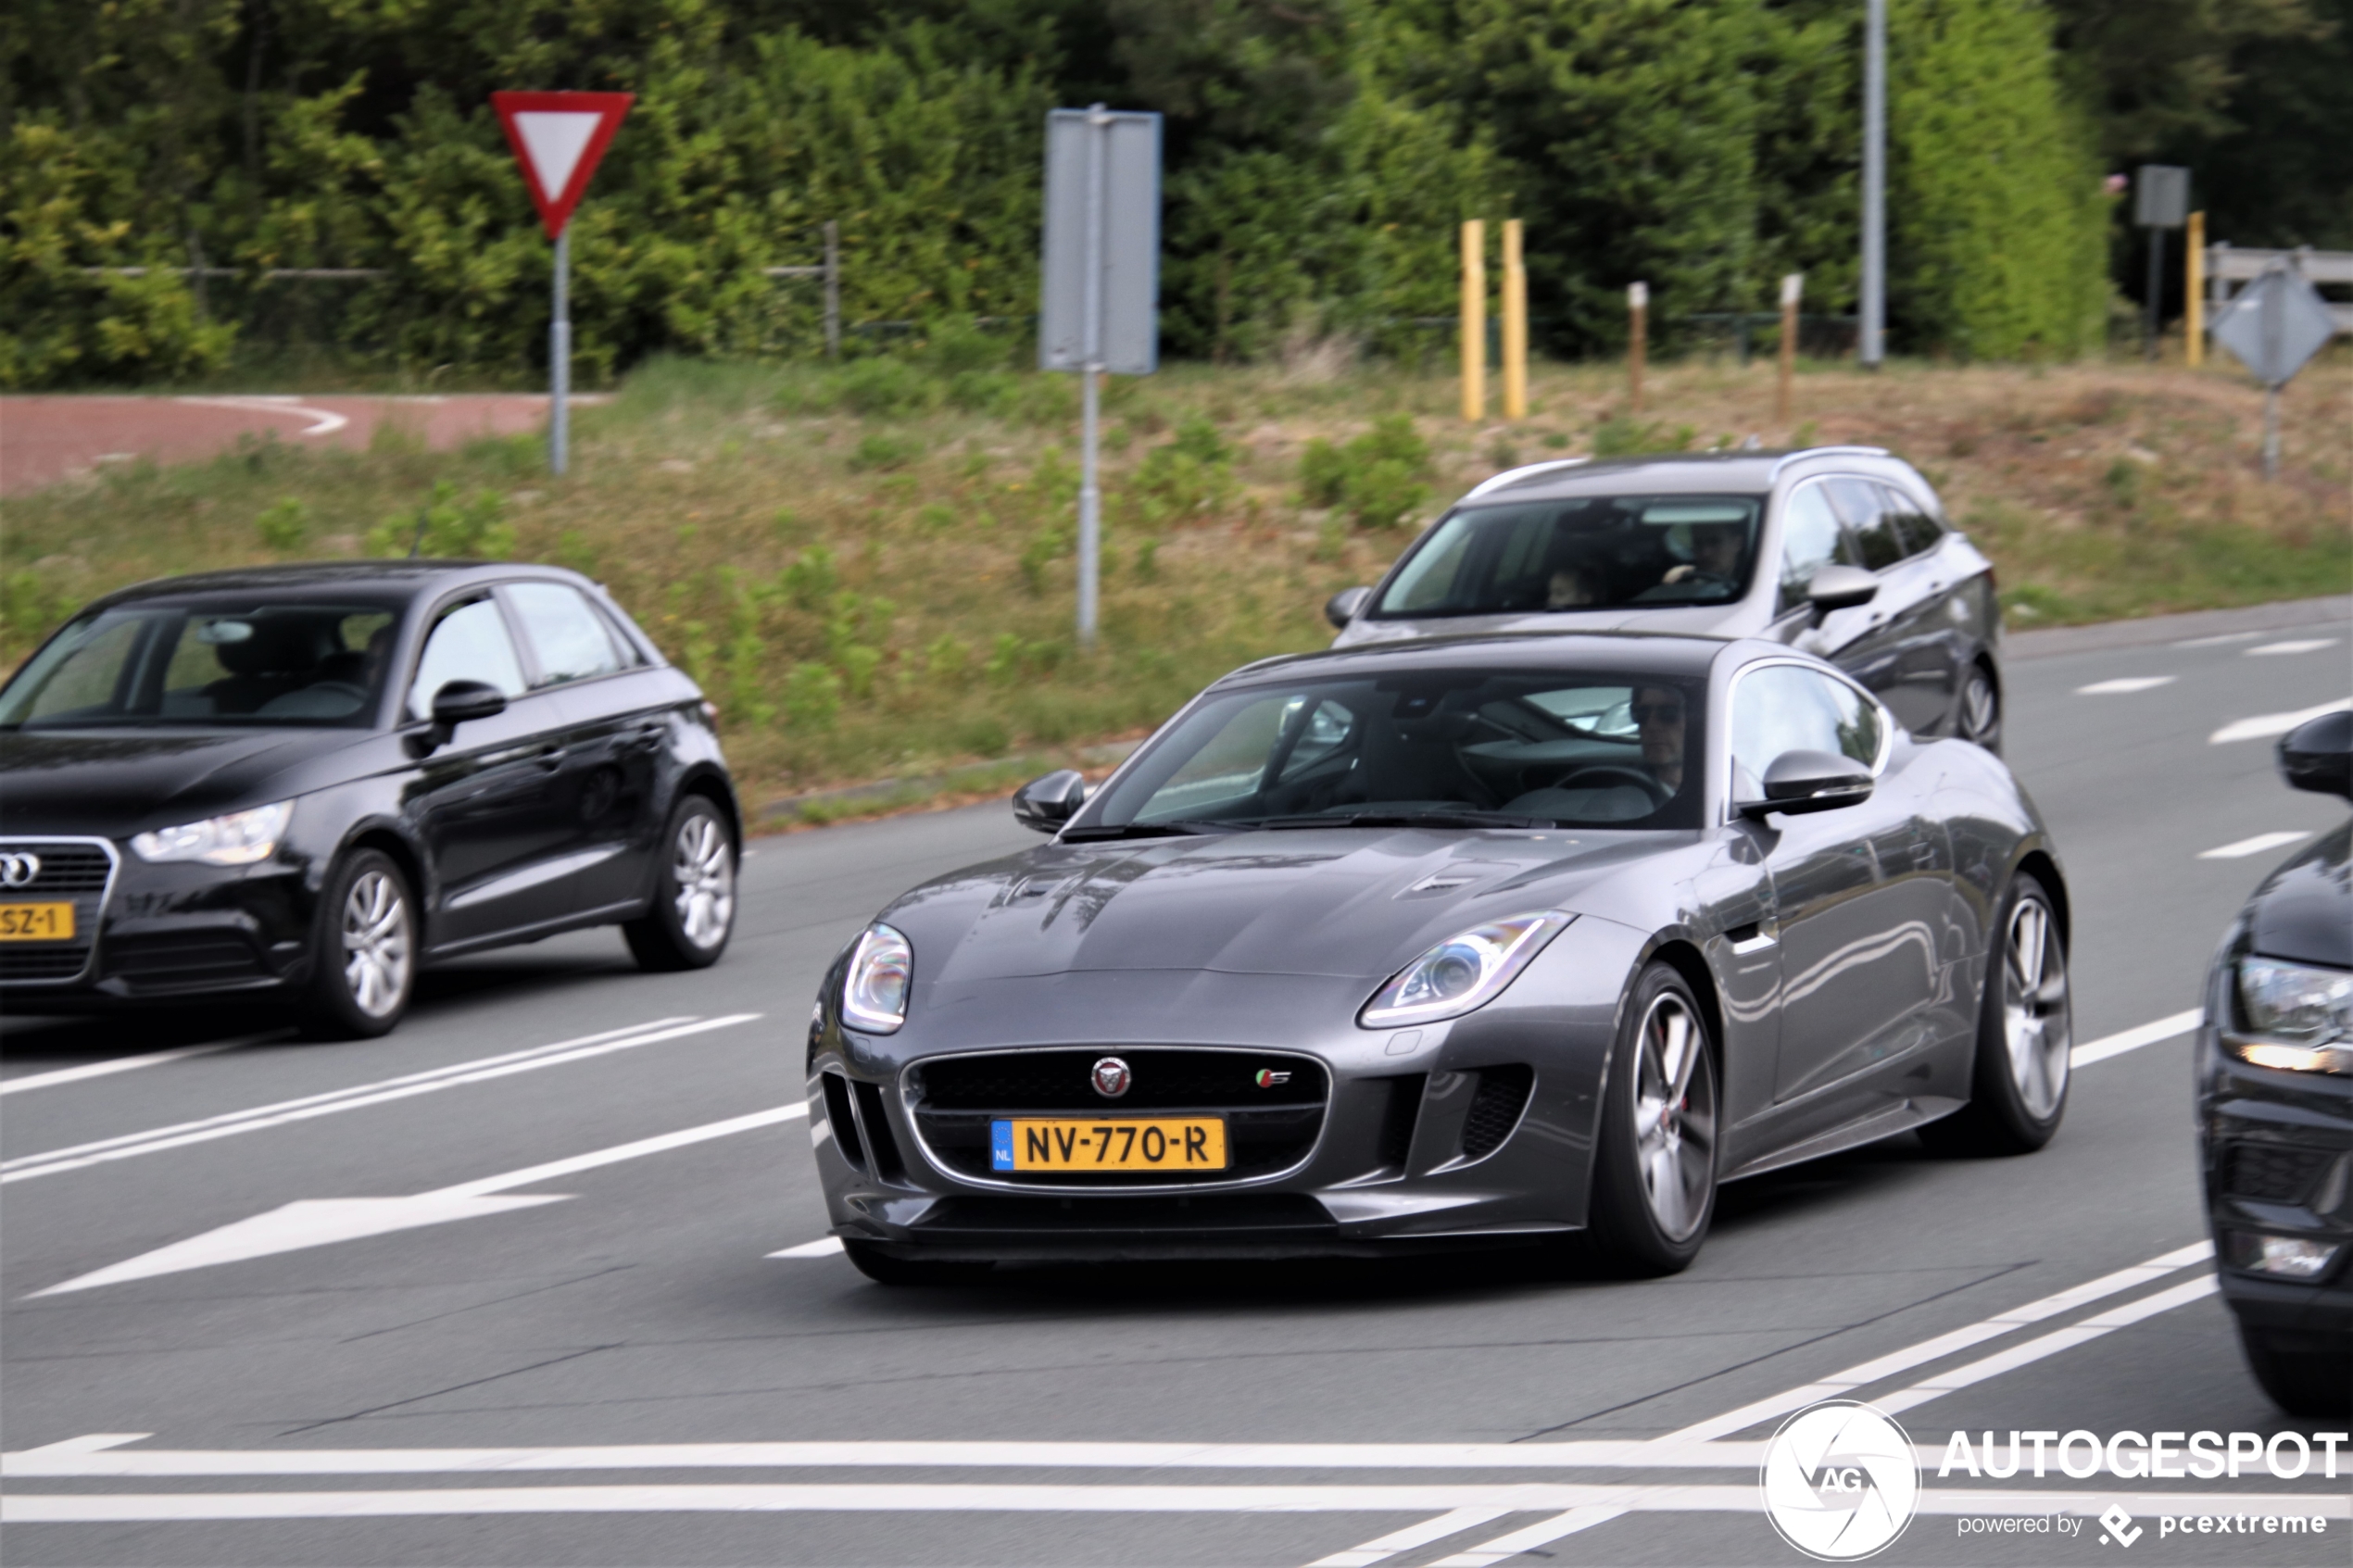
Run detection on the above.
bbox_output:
[1371,494,1766,618]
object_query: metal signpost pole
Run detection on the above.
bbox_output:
[1860,0,1885,370]
[1076,107,1108,648]
[2261,273,2283,481]
[550,227,571,476]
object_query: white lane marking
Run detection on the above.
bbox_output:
[173,395,348,437]
[1429,1505,1628,1567]
[1873,1275,2221,1415]
[767,1237,844,1259]
[2175,632,2261,647]
[2074,676,2174,695]
[2211,698,2352,744]
[6,1483,2345,1524]
[2247,639,2339,656]
[2199,831,2311,860]
[1305,1507,1509,1567]
[1651,1241,2214,1444]
[27,1103,807,1296]
[0,1039,256,1096]
[2071,1009,2202,1067]
[1,1016,757,1183]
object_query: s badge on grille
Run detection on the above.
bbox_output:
[1090,1056,1131,1098]
[1254,1069,1291,1087]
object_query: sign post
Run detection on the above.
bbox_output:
[1039,106,1162,648]
[2208,260,2335,480]
[1778,273,1803,424]
[492,91,634,476]
[2134,165,2189,360]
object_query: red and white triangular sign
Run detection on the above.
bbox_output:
[491,91,634,240]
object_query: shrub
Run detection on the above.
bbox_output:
[256,497,310,553]
[782,661,843,730]
[365,483,513,558]
[1297,414,1431,529]
[849,432,923,471]
[1127,415,1238,527]
[837,357,939,419]
[1591,418,1696,458]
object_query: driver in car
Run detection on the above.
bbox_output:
[1633,684,1687,795]
[1660,522,1745,588]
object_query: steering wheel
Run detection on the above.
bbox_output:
[1551,764,1672,809]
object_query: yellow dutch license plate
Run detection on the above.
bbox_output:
[0,903,74,942]
[991,1116,1227,1173]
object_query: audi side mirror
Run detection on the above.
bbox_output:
[1738,749,1875,819]
[1806,564,1879,620]
[1325,586,1371,630]
[2277,710,2353,801]
[431,680,508,727]
[1013,769,1088,833]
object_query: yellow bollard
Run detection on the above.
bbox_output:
[2185,211,2205,368]
[1461,220,1486,422]
[1502,220,1528,420]
[1628,282,1648,414]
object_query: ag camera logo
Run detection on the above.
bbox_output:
[1760,1400,1919,1561]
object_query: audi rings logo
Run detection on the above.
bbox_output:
[1089,1056,1131,1098]
[1759,1400,1919,1561]
[0,852,42,888]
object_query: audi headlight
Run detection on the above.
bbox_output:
[842,922,913,1034]
[2229,956,2352,1074]
[1360,911,1573,1028]
[129,801,293,867]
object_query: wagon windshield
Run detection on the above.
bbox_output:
[1372,493,1765,618]
[1082,668,1708,833]
[0,600,403,729]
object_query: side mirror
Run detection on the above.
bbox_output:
[1013,769,1088,833]
[1738,748,1874,819]
[1806,564,1879,620]
[1325,586,1371,630]
[431,679,508,727]
[2278,710,2353,800]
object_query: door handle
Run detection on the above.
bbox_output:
[535,749,567,771]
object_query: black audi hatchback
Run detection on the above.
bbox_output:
[0,562,740,1037]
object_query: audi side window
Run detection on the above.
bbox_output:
[508,583,623,687]
[408,599,527,721]
[1731,665,1882,797]
[1776,483,1851,614]
[1828,478,1905,571]
[1877,484,1944,558]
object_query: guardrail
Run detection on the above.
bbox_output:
[2207,245,2353,336]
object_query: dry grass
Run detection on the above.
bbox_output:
[4,351,2346,816]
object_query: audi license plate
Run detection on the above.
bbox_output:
[0,903,74,941]
[991,1117,1227,1173]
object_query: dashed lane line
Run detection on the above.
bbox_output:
[1305,1507,1510,1568]
[1428,1505,1628,1568]
[2246,639,2339,656]
[2199,832,2311,860]
[1872,1275,2222,1415]
[2075,676,2175,694]
[2210,698,2352,745]
[2071,1010,2203,1067]
[0,1038,263,1096]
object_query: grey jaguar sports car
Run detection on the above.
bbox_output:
[807,633,2070,1284]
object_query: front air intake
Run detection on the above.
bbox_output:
[1459,1065,1533,1161]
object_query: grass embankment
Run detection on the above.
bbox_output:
[4,351,2346,822]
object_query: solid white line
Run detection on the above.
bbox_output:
[1651,1240,2214,1444]
[2074,677,2174,695]
[2070,1010,2203,1067]
[767,1237,844,1259]
[431,1104,806,1200]
[1429,1505,1627,1567]
[2210,698,2351,744]
[1,1016,759,1183]
[2246,639,2338,656]
[6,1483,2344,1524]
[2175,632,2261,647]
[1304,1507,1509,1567]
[173,395,348,437]
[0,1041,252,1096]
[2198,831,2310,860]
[1873,1275,2221,1415]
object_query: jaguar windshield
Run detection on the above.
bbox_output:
[1372,494,1764,619]
[1080,669,1707,834]
[0,600,403,729]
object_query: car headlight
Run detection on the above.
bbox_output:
[129,801,293,867]
[2228,956,2352,1074]
[1360,911,1573,1028]
[842,922,913,1034]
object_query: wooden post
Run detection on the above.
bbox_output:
[1627,282,1648,414]
[1502,219,1528,420]
[2184,211,2205,367]
[1777,273,1802,425]
[1460,220,1486,422]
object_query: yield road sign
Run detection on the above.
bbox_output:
[2210,265,2335,388]
[491,91,634,240]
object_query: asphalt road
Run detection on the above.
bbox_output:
[4,601,2349,1568]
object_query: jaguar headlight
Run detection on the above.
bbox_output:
[842,922,913,1035]
[1360,911,1572,1028]
[2229,956,2352,1073]
[129,800,292,867]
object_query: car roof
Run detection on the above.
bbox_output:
[85,560,594,611]
[1460,447,1908,508]
[1215,631,1732,687]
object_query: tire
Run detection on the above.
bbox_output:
[1585,961,1719,1274]
[2237,1323,2353,1418]
[1919,872,2070,1156]
[841,1238,995,1287]
[1957,660,2002,754]
[297,848,416,1040]
[624,794,736,972]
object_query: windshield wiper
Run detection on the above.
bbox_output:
[1057,820,1236,842]
[1245,809,1554,831]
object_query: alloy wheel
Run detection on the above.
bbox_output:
[1632,991,1717,1242]
[2000,893,2070,1119]
[341,869,412,1019]
[1960,667,2000,747]
[670,811,736,950]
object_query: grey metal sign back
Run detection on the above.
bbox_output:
[2134,165,2189,230]
[2211,265,2336,387]
[1039,108,1162,376]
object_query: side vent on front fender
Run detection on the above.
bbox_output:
[821,1073,865,1173]
[1459,1065,1534,1161]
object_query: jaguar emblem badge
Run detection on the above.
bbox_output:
[1255,1069,1291,1087]
[1090,1056,1131,1098]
